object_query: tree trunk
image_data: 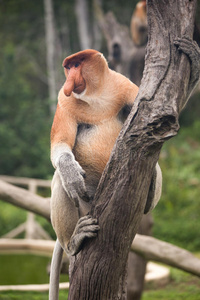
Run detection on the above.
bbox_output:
[75,0,92,50]
[68,1,197,299]
[91,0,102,51]
[95,5,149,299]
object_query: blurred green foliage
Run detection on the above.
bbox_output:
[0,201,56,240]
[0,42,53,178]
[0,202,26,237]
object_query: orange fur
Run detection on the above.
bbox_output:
[51,49,139,172]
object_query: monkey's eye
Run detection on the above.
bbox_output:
[66,66,70,70]
[74,62,80,68]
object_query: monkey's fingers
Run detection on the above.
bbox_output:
[59,163,89,204]
[76,215,99,229]
[67,216,100,255]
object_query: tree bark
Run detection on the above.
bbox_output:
[68,1,197,299]
[95,5,149,299]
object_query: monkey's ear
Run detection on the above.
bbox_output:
[62,49,99,68]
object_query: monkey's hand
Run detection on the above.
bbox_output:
[66,215,100,256]
[174,37,200,98]
[57,152,90,206]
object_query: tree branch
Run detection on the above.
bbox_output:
[0,180,50,221]
[132,235,200,277]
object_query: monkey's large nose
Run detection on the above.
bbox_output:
[63,68,77,96]
[63,79,75,97]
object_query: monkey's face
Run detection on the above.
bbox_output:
[62,49,108,100]
[62,49,99,98]
[63,61,86,97]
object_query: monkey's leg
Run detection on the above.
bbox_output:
[51,170,80,248]
[51,170,100,256]
[49,239,63,300]
[144,163,162,214]
[174,37,200,98]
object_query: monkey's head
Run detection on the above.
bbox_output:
[62,49,108,99]
[136,0,146,11]
[131,0,147,46]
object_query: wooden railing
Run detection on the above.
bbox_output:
[0,175,51,239]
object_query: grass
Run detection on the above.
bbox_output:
[143,267,200,300]
[0,291,68,300]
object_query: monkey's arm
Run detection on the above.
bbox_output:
[174,37,200,101]
[51,104,89,205]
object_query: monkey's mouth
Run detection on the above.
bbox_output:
[73,82,86,94]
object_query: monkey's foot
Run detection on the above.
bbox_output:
[66,215,100,256]
[174,37,200,93]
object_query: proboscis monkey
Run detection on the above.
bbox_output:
[50,48,162,255]
[131,0,147,46]
[49,48,163,300]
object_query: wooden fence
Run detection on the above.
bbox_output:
[0,175,51,239]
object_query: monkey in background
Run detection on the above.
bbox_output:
[49,49,162,300]
[130,0,147,47]
[129,0,148,88]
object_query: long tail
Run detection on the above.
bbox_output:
[49,239,64,300]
